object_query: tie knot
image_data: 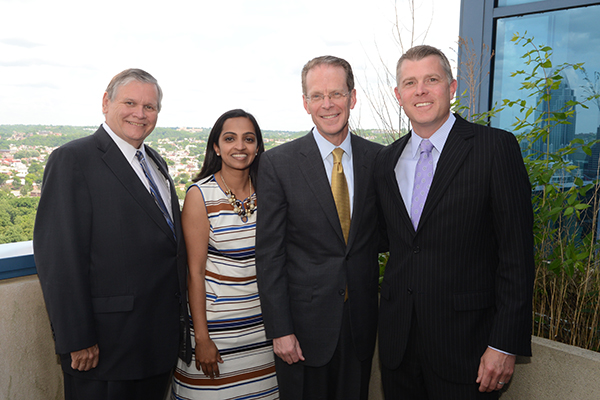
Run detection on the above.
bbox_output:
[135,150,144,162]
[420,139,434,154]
[332,148,344,163]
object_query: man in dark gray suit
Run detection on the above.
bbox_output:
[34,69,189,400]
[374,45,534,399]
[256,56,382,399]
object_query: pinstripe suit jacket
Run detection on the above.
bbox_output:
[256,131,383,368]
[374,114,534,383]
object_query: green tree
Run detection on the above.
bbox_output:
[0,173,9,186]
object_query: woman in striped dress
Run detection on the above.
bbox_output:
[172,109,278,399]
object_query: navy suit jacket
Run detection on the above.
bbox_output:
[256,131,383,367]
[34,126,191,380]
[374,114,534,383]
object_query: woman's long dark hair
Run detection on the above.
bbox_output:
[192,109,264,187]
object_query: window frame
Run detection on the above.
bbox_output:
[458,0,600,115]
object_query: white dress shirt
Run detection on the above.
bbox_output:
[103,122,173,219]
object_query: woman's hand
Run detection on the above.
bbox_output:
[195,338,224,378]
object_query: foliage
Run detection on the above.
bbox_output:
[460,32,600,351]
[0,191,39,243]
[0,125,372,246]
[453,37,504,126]
[13,149,40,159]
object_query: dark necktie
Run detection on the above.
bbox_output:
[135,150,176,239]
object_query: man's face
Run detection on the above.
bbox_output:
[394,55,457,138]
[302,64,356,145]
[102,80,159,149]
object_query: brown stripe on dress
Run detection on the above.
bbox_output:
[205,270,256,282]
[174,364,276,386]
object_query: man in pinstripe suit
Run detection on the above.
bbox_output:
[374,45,534,399]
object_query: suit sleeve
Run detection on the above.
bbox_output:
[255,151,295,339]
[488,130,535,355]
[34,146,97,355]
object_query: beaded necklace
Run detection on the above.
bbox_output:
[220,174,256,222]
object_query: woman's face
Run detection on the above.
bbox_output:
[214,117,258,172]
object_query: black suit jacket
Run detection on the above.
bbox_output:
[256,131,382,367]
[374,114,534,383]
[34,126,191,381]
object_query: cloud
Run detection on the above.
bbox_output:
[0,38,43,48]
[6,81,60,90]
[0,58,50,67]
[0,0,461,130]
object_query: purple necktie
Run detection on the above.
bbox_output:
[410,139,434,230]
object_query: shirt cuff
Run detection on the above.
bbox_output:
[488,345,515,356]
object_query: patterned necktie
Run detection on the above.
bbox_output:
[410,139,434,230]
[135,150,176,239]
[331,148,351,243]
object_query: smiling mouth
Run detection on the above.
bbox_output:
[321,113,340,119]
[231,154,247,160]
[415,102,433,108]
[127,121,145,127]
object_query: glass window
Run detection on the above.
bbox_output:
[491,4,600,177]
[497,0,544,6]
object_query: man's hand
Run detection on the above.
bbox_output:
[476,347,515,392]
[273,334,305,365]
[70,344,99,371]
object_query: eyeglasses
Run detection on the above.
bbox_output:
[306,91,350,104]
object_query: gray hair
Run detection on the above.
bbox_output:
[105,68,163,112]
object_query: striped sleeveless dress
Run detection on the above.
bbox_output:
[172,175,278,399]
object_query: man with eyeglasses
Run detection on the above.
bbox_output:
[256,55,384,399]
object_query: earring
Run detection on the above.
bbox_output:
[216,153,220,156]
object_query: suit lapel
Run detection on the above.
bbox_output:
[145,145,181,233]
[346,135,373,249]
[94,128,176,242]
[385,135,414,233]
[418,115,474,230]
[297,132,346,244]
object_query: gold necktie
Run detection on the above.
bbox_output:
[331,148,351,243]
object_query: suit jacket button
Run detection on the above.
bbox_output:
[413,246,420,254]
[408,288,413,294]
[339,289,346,296]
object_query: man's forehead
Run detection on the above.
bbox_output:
[306,66,347,89]
[114,81,158,99]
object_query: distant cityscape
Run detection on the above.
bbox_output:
[0,125,392,201]
[3,113,599,245]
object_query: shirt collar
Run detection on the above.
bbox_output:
[103,122,146,163]
[409,113,456,158]
[311,127,353,161]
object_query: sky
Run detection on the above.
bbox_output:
[0,0,461,131]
